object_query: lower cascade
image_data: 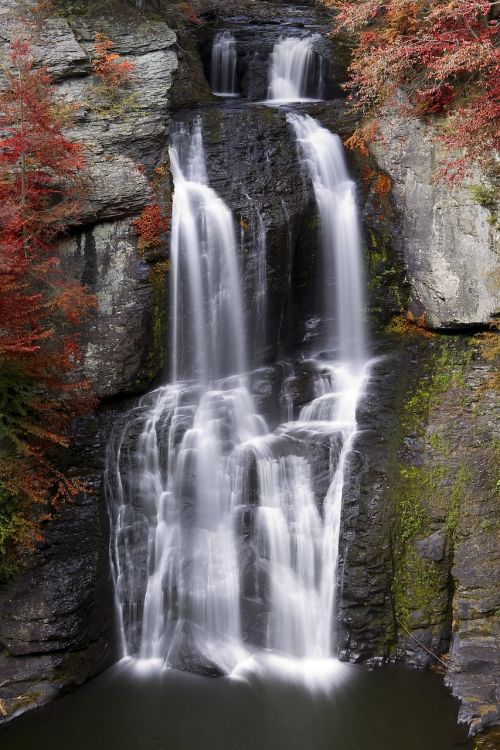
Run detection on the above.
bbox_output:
[107,108,368,679]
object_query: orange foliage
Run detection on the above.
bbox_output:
[386,312,435,337]
[374,173,391,195]
[180,3,203,25]
[92,32,135,88]
[331,0,499,183]
[344,121,381,157]
[153,164,169,178]
[132,204,169,253]
[361,165,376,182]
[344,130,369,157]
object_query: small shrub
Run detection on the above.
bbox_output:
[132,204,169,253]
[92,32,134,89]
[469,184,497,209]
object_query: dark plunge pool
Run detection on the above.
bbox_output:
[0,660,471,750]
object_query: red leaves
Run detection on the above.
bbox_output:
[415,83,455,114]
[0,40,95,565]
[132,204,170,253]
[92,32,135,88]
[331,0,499,181]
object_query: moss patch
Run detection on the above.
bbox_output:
[389,339,476,633]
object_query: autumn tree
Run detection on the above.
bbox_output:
[329,0,499,181]
[0,39,94,578]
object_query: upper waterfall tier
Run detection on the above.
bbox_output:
[202,4,340,103]
[211,31,239,97]
[267,36,324,103]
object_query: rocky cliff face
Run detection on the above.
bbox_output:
[0,413,114,720]
[336,332,499,736]
[369,109,499,330]
[341,95,499,734]
[341,86,499,733]
[1,0,178,400]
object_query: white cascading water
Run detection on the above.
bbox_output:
[267,35,324,102]
[288,113,366,366]
[108,120,266,673]
[107,37,368,682]
[211,31,238,97]
[170,122,246,382]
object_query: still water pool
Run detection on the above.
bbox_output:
[0,660,471,750]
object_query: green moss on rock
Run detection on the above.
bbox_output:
[388,339,478,643]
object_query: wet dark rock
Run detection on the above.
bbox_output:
[414,531,446,563]
[166,622,224,678]
[248,366,283,426]
[169,30,215,110]
[336,351,403,663]
[0,411,118,720]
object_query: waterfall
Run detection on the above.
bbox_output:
[288,113,366,366]
[170,122,246,382]
[107,71,368,680]
[108,120,265,673]
[268,36,324,102]
[211,31,238,97]
[248,361,366,661]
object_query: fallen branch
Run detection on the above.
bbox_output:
[396,618,455,672]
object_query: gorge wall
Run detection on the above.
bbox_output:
[0,0,498,738]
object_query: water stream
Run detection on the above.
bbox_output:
[267,35,324,102]
[211,31,239,97]
[106,34,369,682]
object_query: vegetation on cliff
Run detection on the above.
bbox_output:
[0,40,94,580]
[328,0,499,183]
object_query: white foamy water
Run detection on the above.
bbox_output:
[211,31,239,97]
[107,79,368,684]
[170,122,246,382]
[288,113,366,366]
[267,36,324,103]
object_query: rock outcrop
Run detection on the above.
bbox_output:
[0,2,178,399]
[444,354,499,734]
[336,330,500,737]
[0,410,116,720]
[370,111,500,330]
[355,95,499,736]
